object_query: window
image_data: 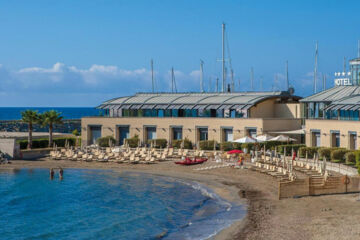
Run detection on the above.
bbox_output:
[331,131,340,147]
[158,109,164,117]
[198,128,208,141]
[172,109,179,117]
[223,128,233,142]
[89,126,101,145]
[146,127,156,140]
[311,130,321,147]
[164,109,172,117]
[349,132,357,150]
[246,128,257,138]
[172,127,182,140]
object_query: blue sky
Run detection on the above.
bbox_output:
[0,0,359,106]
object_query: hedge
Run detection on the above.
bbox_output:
[299,147,320,158]
[96,136,116,148]
[172,138,193,149]
[148,139,167,148]
[355,151,360,167]
[125,135,140,148]
[330,149,350,163]
[345,152,356,165]
[276,144,305,156]
[220,142,242,151]
[199,140,219,150]
[18,137,78,149]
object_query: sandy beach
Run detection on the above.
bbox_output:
[1,159,360,240]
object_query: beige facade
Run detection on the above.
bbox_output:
[81,116,302,146]
[305,119,359,150]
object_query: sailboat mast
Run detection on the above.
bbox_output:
[314,41,318,94]
[200,60,204,92]
[286,60,289,90]
[222,23,226,92]
[171,67,174,93]
[151,59,154,93]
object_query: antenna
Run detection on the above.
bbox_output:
[216,77,219,93]
[151,59,154,93]
[200,60,204,92]
[322,74,326,91]
[230,69,234,92]
[250,67,254,91]
[222,23,226,92]
[343,56,346,72]
[171,67,177,93]
[286,60,289,90]
[314,41,318,94]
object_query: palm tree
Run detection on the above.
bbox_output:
[21,110,40,149]
[40,110,63,147]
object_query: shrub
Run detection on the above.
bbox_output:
[220,142,242,151]
[72,129,80,136]
[345,152,356,165]
[172,138,193,149]
[261,141,284,150]
[199,140,218,150]
[276,144,305,156]
[330,149,349,163]
[126,135,140,148]
[299,147,320,158]
[18,137,77,149]
[96,136,116,148]
[318,147,332,160]
[148,139,167,148]
[355,150,360,167]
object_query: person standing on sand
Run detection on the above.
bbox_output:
[50,168,54,180]
[59,168,64,180]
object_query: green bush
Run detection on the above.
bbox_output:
[317,147,345,160]
[199,140,218,150]
[355,150,360,167]
[345,152,356,165]
[72,129,80,136]
[260,141,285,150]
[148,139,167,148]
[96,136,116,148]
[220,142,242,151]
[18,137,78,149]
[126,135,140,148]
[299,147,320,158]
[276,144,305,155]
[330,149,349,163]
[172,138,193,149]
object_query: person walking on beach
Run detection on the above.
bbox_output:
[50,168,54,180]
[59,167,64,180]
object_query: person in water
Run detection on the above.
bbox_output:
[59,168,64,180]
[50,168,54,180]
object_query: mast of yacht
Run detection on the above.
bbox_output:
[200,60,204,92]
[286,60,289,90]
[222,23,226,92]
[314,41,318,93]
[171,67,177,93]
[151,59,155,93]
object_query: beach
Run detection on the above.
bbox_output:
[1,159,360,240]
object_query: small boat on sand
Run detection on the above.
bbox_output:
[175,157,207,165]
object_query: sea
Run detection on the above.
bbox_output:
[0,169,245,240]
[0,107,103,121]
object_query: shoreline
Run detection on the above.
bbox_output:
[2,159,360,240]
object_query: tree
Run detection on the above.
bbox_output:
[39,110,63,147]
[21,110,40,149]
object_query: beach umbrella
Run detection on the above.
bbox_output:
[232,136,256,143]
[227,149,243,154]
[256,134,274,142]
[269,135,297,142]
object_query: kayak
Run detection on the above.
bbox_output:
[175,157,207,165]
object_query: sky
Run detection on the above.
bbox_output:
[0,0,359,107]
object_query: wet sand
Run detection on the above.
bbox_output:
[1,159,360,240]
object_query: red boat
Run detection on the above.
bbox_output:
[175,157,207,165]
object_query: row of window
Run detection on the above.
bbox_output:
[311,130,357,149]
[106,108,249,118]
[306,103,360,121]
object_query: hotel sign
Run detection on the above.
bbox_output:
[334,72,352,86]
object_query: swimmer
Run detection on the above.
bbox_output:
[50,168,54,180]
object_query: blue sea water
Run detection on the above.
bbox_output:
[0,169,245,240]
[0,107,103,120]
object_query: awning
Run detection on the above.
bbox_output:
[218,104,234,110]
[141,104,156,109]
[167,104,182,109]
[153,104,168,110]
[193,105,207,110]
[119,104,132,110]
[98,104,109,109]
[109,105,118,109]
[180,104,196,109]
[268,129,305,135]
[205,104,220,110]
[130,104,142,110]
[340,105,354,111]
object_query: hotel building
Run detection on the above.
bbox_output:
[81,91,302,147]
[301,57,360,150]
